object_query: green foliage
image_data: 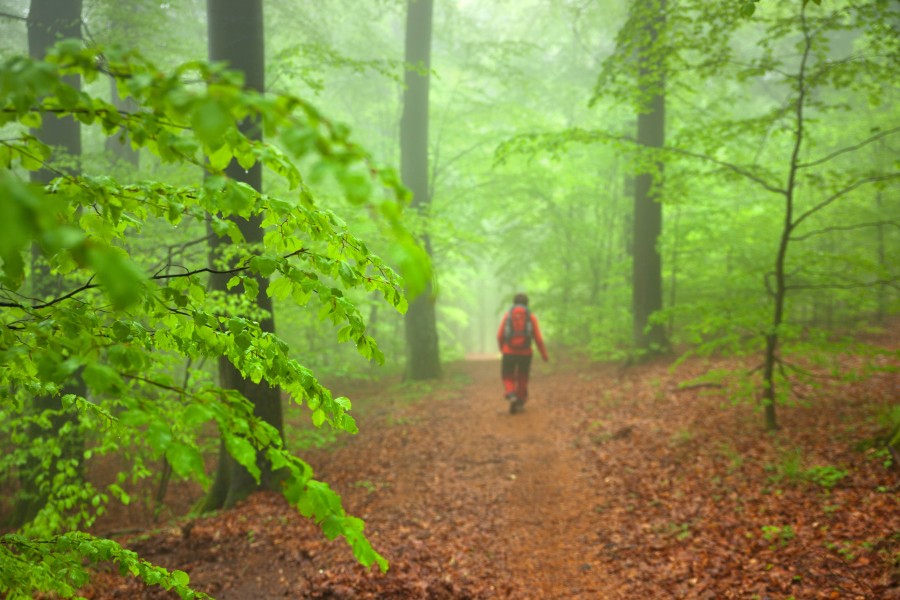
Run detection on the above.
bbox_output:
[0,42,421,594]
[739,1,761,19]
[876,403,900,447]
[760,524,796,548]
[803,465,849,489]
[0,532,206,599]
[765,448,848,489]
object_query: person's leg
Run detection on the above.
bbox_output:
[514,354,533,404]
[501,353,517,399]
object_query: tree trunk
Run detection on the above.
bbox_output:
[203,0,284,511]
[667,205,681,338]
[875,189,886,323]
[401,0,441,380]
[761,9,813,432]
[632,0,669,355]
[105,81,140,166]
[12,0,86,528]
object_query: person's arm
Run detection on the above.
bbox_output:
[497,314,507,352]
[531,313,549,361]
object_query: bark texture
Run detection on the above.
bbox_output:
[401,0,442,380]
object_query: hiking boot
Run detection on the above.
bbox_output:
[505,392,517,403]
[509,396,524,414]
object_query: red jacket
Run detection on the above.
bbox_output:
[497,306,549,360]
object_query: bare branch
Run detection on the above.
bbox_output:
[665,146,788,195]
[798,126,900,169]
[0,277,98,310]
[526,129,789,196]
[0,10,27,22]
[792,173,900,229]
[790,220,900,241]
[786,278,900,292]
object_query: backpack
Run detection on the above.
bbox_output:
[503,305,533,350]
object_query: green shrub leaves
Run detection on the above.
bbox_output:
[1,42,417,596]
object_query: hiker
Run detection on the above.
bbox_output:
[497,293,548,414]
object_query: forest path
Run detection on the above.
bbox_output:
[450,357,612,598]
[307,355,620,598]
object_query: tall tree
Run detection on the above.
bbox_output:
[401,0,441,380]
[631,0,668,354]
[203,0,282,509]
[12,0,85,527]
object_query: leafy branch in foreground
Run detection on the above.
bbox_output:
[0,532,208,600]
[1,41,418,595]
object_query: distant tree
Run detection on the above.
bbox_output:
[630,0,669,355]
[401,0,441,380]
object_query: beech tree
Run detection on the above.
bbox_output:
[401,0,441,380]
[202,0,281,512]
[628,0,669,354]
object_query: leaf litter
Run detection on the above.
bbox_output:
[82,349,899,599]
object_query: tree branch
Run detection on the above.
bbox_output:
[0,10,27,22]
[797,126,900,169]
[1,250,308,311]
[792,173,900,229]
[790,220,900,242]
[0,277,98,310]
[512,129,789,196]
[786,278,900,292]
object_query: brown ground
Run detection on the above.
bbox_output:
[83,351,899,599]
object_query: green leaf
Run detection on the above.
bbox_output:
[165,442,206,482]
[250,255,278,277]
[147,422,174,454]
[225,435,260,482]
[183,404,215,427]
[88,246,147,310]
[208,143,233,171]
[242,276,259,299]
[267,276,293,300]
[171,570,190,587]
[82,362,123,395]
[191,97,232,150]
[222,181,256,217]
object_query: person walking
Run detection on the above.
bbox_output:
[497,293,548,414]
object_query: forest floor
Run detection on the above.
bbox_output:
[83,346,899,599]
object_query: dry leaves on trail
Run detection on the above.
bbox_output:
[82,352,899,599]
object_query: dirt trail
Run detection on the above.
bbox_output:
[310,356,618,598]
[457,359,610,598]
[417,358,609,597]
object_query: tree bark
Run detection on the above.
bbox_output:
[632,0,669,355]
[203,0,284,511]
[105,81,140,166]
[401,0,441,380]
